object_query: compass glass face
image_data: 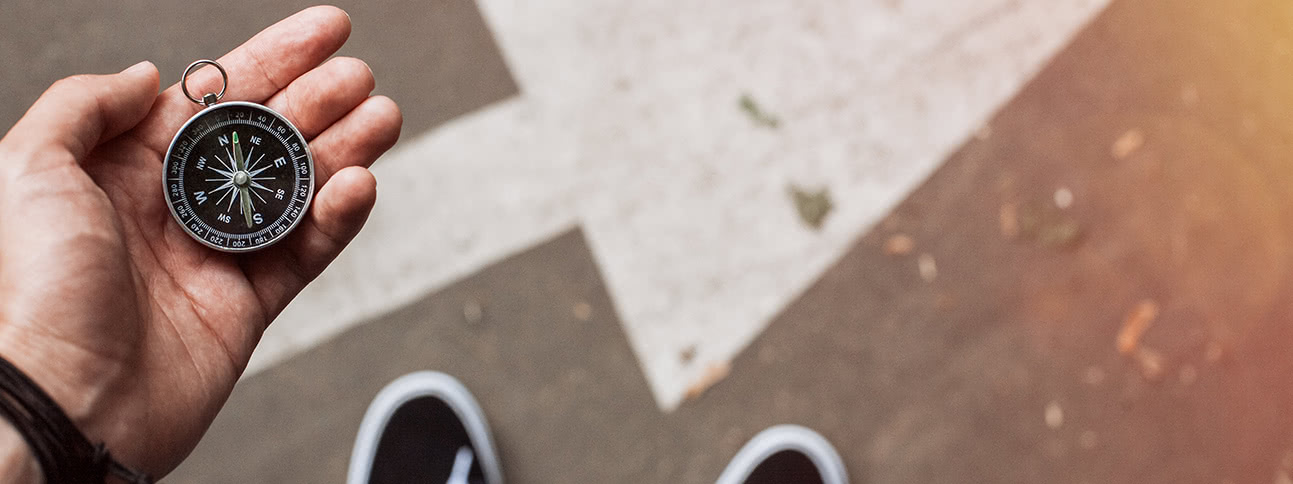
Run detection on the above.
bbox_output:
[163,102,313,252]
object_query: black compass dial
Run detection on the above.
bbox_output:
[163,102,314,252]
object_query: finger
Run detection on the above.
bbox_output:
[245,166,377,316]
[2,61,160,164]
[134,6,352,152]
[308,95,402,186]
[264,56,375,139]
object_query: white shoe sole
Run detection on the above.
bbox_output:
[347,371,504,484]
[714,425,848,484]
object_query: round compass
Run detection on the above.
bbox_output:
[163,61,314,252]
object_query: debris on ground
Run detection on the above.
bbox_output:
[1045,400,1064,429]
[1181,84,1199,106]
[1111,129,1145,160]
[739,93,781,129]
[1179,364,1198,386]
[463,299,483,324]
[679,345,697,365]
[683,361,732,402]
[1012,200,1082,248]
[1078,430,1099,450]
[572,302,593,321]
[1083,366,1105,386]
[789,184,833,230]
[999,202,1020,239]
[1054,187,1074,209]
[917,253,938,282]
[884,234,915,256]
[1135,347,1166,382]
[1117,299,1160,355]
[1205,340,1226,363]
[975,124,993,140]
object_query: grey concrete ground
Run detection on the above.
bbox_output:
[0,0,516,136]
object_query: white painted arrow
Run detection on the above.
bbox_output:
[249,0,1110,410]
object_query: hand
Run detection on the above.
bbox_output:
[0,6,401,477]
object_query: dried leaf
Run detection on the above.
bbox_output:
[683,362,731,401]
[1117,300,1160,355]
[1015,201,1082,248]
[789,185,833,230]
[739,94,780,129]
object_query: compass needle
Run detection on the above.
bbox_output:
[241,188,254,227]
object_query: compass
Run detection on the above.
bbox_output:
[163,60,314,252]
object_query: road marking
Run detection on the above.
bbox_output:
[250,0,1110,410]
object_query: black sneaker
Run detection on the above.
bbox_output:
[348,372,504,484]
[715,425,848,484]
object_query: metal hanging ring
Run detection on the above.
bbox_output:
[181,59,228,106]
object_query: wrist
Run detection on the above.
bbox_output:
[0,326,128,442]
[0,419,42,484]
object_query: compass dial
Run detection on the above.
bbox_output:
[163,101,314,252]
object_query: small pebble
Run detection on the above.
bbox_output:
[680,345,697,365]
[1179,364,1198,386]
[1242,114,1258,134]
[1136,347,1166,382]
[1045,400,1064,429]
[1181,84,1199,106]
[1054,187,1074,209]
[884,234,915,256]
[1078,430,1098,450]
[463,299,483,324]
[999,203,1019,239]
[1111,129,1145,160]
[573,302,593,321]
[1082,366,1105,386]
[1205,341,1225,363]
[918,253,938,283]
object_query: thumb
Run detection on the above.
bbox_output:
[6,61,160,162]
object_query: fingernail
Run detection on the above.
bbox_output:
[121,61,153,75]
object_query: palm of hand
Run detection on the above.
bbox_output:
[0,7,400,475]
